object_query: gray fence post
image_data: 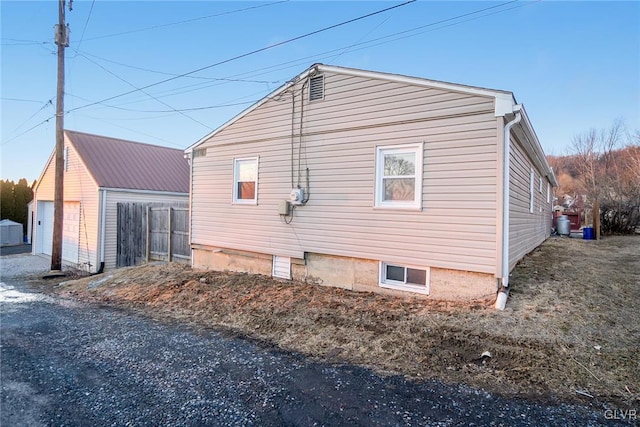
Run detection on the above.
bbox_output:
[145,205,151,263]
[167,207,172,262]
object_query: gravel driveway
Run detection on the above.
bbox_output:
[0,256,626,426]
[1,253,51,279]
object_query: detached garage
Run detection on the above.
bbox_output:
[32,130,189,271]
[0,219,23,246]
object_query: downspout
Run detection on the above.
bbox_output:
[185,152,193,267]
[95,188,107,274]
[496,105,522,310]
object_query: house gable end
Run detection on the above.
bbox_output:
[186,63,519,154]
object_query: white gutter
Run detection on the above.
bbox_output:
[496,105,522,310]
[98,187,188,197]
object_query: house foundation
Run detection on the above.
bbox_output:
[192,245,497,301]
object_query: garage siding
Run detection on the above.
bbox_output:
[33,138,99,270]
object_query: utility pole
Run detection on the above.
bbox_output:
[51,0,69,271]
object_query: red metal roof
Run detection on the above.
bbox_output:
[66,130,189,193]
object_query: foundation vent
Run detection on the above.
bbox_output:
[272,256,291,280]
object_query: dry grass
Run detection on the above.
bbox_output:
[51,235,640,407]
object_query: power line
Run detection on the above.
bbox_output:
[65,0,416,115]
[1,97,49,103]
[73,49,279,84]
[74,0,96,53]
[328,0,539,58]
[103,0,525,107]
[4,98,55,140]
[218,0,531,83]
[1,0,536,146]
[80,1,289,42]
[79,53,213,130]
[0,38,45,43]
[1,116,54,147]
[66,89,263,114]
[76,114,183,147]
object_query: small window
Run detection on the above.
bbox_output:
[309,75,324,101]
[547,183,551,204]
[233,157,258,204]
[379,262,429,294]
[375,143,423,209]
[539,175,543,193]
[529,168,535,213]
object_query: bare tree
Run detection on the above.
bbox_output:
[570,120,640,234]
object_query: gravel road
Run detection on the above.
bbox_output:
[1,257,630,426]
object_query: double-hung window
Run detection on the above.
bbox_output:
[233,157,258,204]
[375,143,423,209]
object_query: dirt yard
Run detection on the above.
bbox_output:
[51,235,639,408]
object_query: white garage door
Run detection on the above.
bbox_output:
[38,201,80,263]
[39,202,54,255]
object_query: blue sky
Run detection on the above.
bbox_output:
[1,1,638,183]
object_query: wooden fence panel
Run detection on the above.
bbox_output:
[149,207,169,261]
[117,203,148,268]
[170,208,190,261]
[117,202,189,267]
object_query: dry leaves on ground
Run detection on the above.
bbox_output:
[52,235,640,408]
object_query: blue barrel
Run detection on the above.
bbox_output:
[583,227,594,240]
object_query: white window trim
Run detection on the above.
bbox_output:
[547,183,551,204]
[379,262,430,295]
[529,168,535,213]
[374,143,424,210]
[539,175,543,193]
[233,157,259,205]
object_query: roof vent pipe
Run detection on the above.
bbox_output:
[497,105,522,310]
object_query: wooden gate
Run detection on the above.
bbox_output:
[116,203,189,267]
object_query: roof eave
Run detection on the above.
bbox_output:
[514,106,557,187]
[316,64,517,116]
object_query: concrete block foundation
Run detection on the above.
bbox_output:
[192,246,497,301]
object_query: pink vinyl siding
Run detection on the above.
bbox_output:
[191,71,500,275]
[33,138,99,269]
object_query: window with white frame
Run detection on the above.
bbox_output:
[379,262,429,294]
[547,183,551,204]
[539,175,543,193]
[375,143,423,209]
[233,157,258,204]
[529,168,535,213]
